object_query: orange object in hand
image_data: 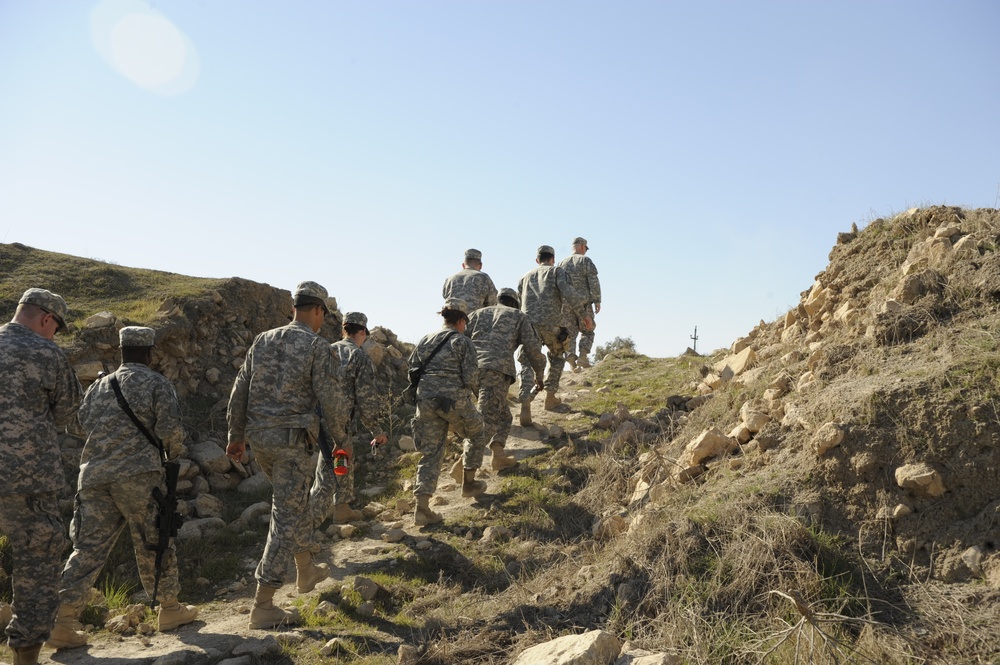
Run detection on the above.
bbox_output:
[333,448,349,476]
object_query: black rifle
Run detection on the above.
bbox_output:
[109,372,182,610]
[149,461,183,609]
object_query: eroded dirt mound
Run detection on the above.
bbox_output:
[659,206,1000,584]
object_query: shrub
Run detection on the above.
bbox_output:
[595,336,638,361]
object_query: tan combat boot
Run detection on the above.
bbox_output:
[293,550,330,593]
[248,584,300,630]
[414,494,443,526]
[519,402,532,427]
[157,599,199,631]
[490,443,517,470]
[332,503,363,523]
[566,354,578,371]
[10,642,42,665]
[462,469,487,497]
[578,355,591,369]
[449,459,464,484]
[45,603,87,649]
[544,391,561,411]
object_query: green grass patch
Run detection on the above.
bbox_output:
[0,242,227,330]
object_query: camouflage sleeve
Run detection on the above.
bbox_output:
[227,347,252,444]
[152,377,187,460]
[519,317,547,378]
[458,336,480,395]
[483,274,498,308]
[556,266,583,312]
[354,353,384,438]
[50,356,83,430]
[588,258,602,305]
[314,341,350,446]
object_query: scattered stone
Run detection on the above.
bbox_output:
[398,435,417,452]
[593,514,628,540]
[895,462,946,497]
[678,428,736,467]
[812,422,845,456]
[320,638,349,657]
[381,528,407,543]
[482,526,512,542]
[398,645,420,665]
[512,629,620,665]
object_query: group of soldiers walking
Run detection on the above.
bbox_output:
[0,237,600,660]
[413,237,601,524]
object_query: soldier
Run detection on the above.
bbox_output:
[310,311,388,526]
[517,245,580,425]
[0,288,82,665]
[441,248,498,313]
[227,281,350,630]
[409,299,488,526]
[466,288,545,470]
[49,326,198,650]
[559,237,600,370]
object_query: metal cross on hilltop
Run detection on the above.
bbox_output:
[690,326,699,353]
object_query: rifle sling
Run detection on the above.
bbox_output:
[109,372,167,465]
[412,331,458,389]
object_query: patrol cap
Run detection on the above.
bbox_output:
[498,287,520,307]
[572,236,588,248]
[292,281,330,312]
[120,326,155,347]
[537,245,555,258]
[441,298,469,316]
[19,288,69,332]
[464,248,482,262]
[343,311,368,328]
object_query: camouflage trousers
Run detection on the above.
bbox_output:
[518,324,568,402]
[412,394,486,496]
[250,428,316,588]
[0,492,67,647]
[59,471,180,608]
[310,426,365,527]
[478,369,515,448]
[563,303,596,360]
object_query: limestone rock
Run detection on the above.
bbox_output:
[85,311,117,329]
[593,514,628,540]
[237,474,271,494]
[895,462,946,497]
[512,629,621,665]
[190,441,231,475]
[192,493,225,518]
[713,347,757,378]
[812,422,845,456]
[678,428,736,467]
[397,435,417,452]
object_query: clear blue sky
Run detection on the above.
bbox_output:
[2,1,998,357]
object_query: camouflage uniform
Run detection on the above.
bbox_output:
[517,253,580,401]
[228,319,349,588]
[409,327,485,496]
[57,356,187,608]
[467,303,545,448]
[558,249,601,361]
[442,265,498,314]
[0,314,83,648]
[310,336,382,519]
